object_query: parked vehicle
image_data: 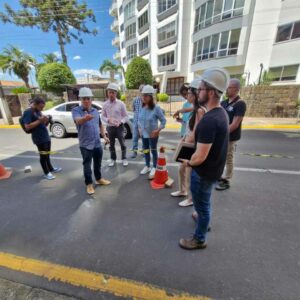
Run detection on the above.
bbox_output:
[44,101,133,139]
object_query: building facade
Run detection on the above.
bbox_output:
[110,0,300,93]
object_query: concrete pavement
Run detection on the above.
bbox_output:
[0,129,300,299]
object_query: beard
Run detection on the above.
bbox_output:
[198,93,209,106]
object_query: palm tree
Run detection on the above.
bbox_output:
[41,53,60,64]
[0,45,35,88]
[99,59,124,82]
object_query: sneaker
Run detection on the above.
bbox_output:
[178,199,193,207]
[108,160,115,167]
[215,179,230,191]
[96,178,111,186]
[170,191,187,197]
[86,184,95,195]
[148,168,156,179]
[130,152,137,159]
[140,166,151,175]
[44,172,55,180]
[123,159,129,167]
[52,167,62,173]
[179,237,207,250]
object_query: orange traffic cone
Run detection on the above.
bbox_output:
[151,147,169,190]
[0,163,12,180]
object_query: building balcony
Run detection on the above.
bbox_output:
[137,0,148,11]
[109,1,118,17]
[113,51,121,61]
[112,35,120,47]
[110,19,119,32]
[157,3,178,22]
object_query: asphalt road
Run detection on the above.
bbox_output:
[0,129,299,300]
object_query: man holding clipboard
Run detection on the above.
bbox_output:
[178,68,230,250]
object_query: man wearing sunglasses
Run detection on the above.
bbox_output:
[72,87,111,195]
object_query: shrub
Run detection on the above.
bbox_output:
[120,94,126,102]
[125,57,153,89]
[37,63,76,95]
[11,86,31,94]
[44,99,64,110]
[157,93,169,102]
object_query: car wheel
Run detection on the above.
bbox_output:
[51,123,66,138]
[124,124,132,139]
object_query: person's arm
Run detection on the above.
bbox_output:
[120,102,129,124]
[151,107,166,138]
[173,107,193,118]
[101,103,109,124]
[23,111,48,131]
[229,101,246,133]
[72,109,93,125]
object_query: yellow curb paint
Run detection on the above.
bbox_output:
[0,252,211,300]
[0,125,21,129]
[166,124,300,130]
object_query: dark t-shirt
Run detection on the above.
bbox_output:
[193,107,229,181]
[23,108,50,145]
[221,96,247,141]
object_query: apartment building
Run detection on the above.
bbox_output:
[110,0,300,93]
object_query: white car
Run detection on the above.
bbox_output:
[44,101,133,139]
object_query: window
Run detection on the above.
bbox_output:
[166,77,184,95]
[66,103,79,112]
[139,36,149,51]
[120,23,124,32]
[158,0,177,15]
[192,28,241,63]
[119,5,123,15]
[158,51,175,67]
[138,11,149,29]
[124,0,135,21]
[194,0,244,33]
[276,23,293,42]
[121,41,125,49]
[125,23,136,40]
[158,21,176,42]
[269,65,299,81]
[126,44,137,60]
[55,104,66,112]
[291,21,300,39]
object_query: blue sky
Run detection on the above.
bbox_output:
[0,0,116,83]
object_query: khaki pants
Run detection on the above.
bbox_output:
[178,164,192,197]
[223,141,237,180]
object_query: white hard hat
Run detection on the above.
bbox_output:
[189,78,201,89]
[200,68,230,93]
[141,85,155,95]
[78,87,94,98]
[106,82,119,92]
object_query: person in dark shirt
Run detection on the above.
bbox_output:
[179,68,230,250]
[22,97,61,180]
[216,78,247,191]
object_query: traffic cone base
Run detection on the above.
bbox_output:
[0,163,12,180]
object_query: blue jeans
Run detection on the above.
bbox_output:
[80,146,103,185]
[190,170,216,242]
[142,137,158,168]
[132,124,140,151]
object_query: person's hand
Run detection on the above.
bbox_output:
[150,129,160,138]
[39,115,48,124]
[84,114,94,121]
[179,159,190,167]
[173,111,180,119]
[104,135,110,145]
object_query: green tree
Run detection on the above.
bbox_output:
[37,63,76,95]
[0,45,35,88]
[99,59,124,82]
[41,53,60,64]
[0,0,97,65]
[125,57,152,89]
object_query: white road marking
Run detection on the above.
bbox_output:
[1,153,300,176]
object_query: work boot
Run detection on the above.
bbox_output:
[179,237,207,250]
[215,179,230,191]
[86,184,95,195]
[96,178,111,186]
[192,212,211,232]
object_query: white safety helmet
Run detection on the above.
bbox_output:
[141,85,155,95]
[189,78,201,90]
[200,67,230,93]
[106,82,119,92]
[78,87,94,98]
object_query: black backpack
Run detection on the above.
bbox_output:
[19,108,36,134]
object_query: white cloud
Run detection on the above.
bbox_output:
[53,51,62,58]
[73,55,81,60]
[73,69,101,77]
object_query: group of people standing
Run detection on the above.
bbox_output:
[22,67,246,250]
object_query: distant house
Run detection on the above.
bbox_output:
[0,80,25,95]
